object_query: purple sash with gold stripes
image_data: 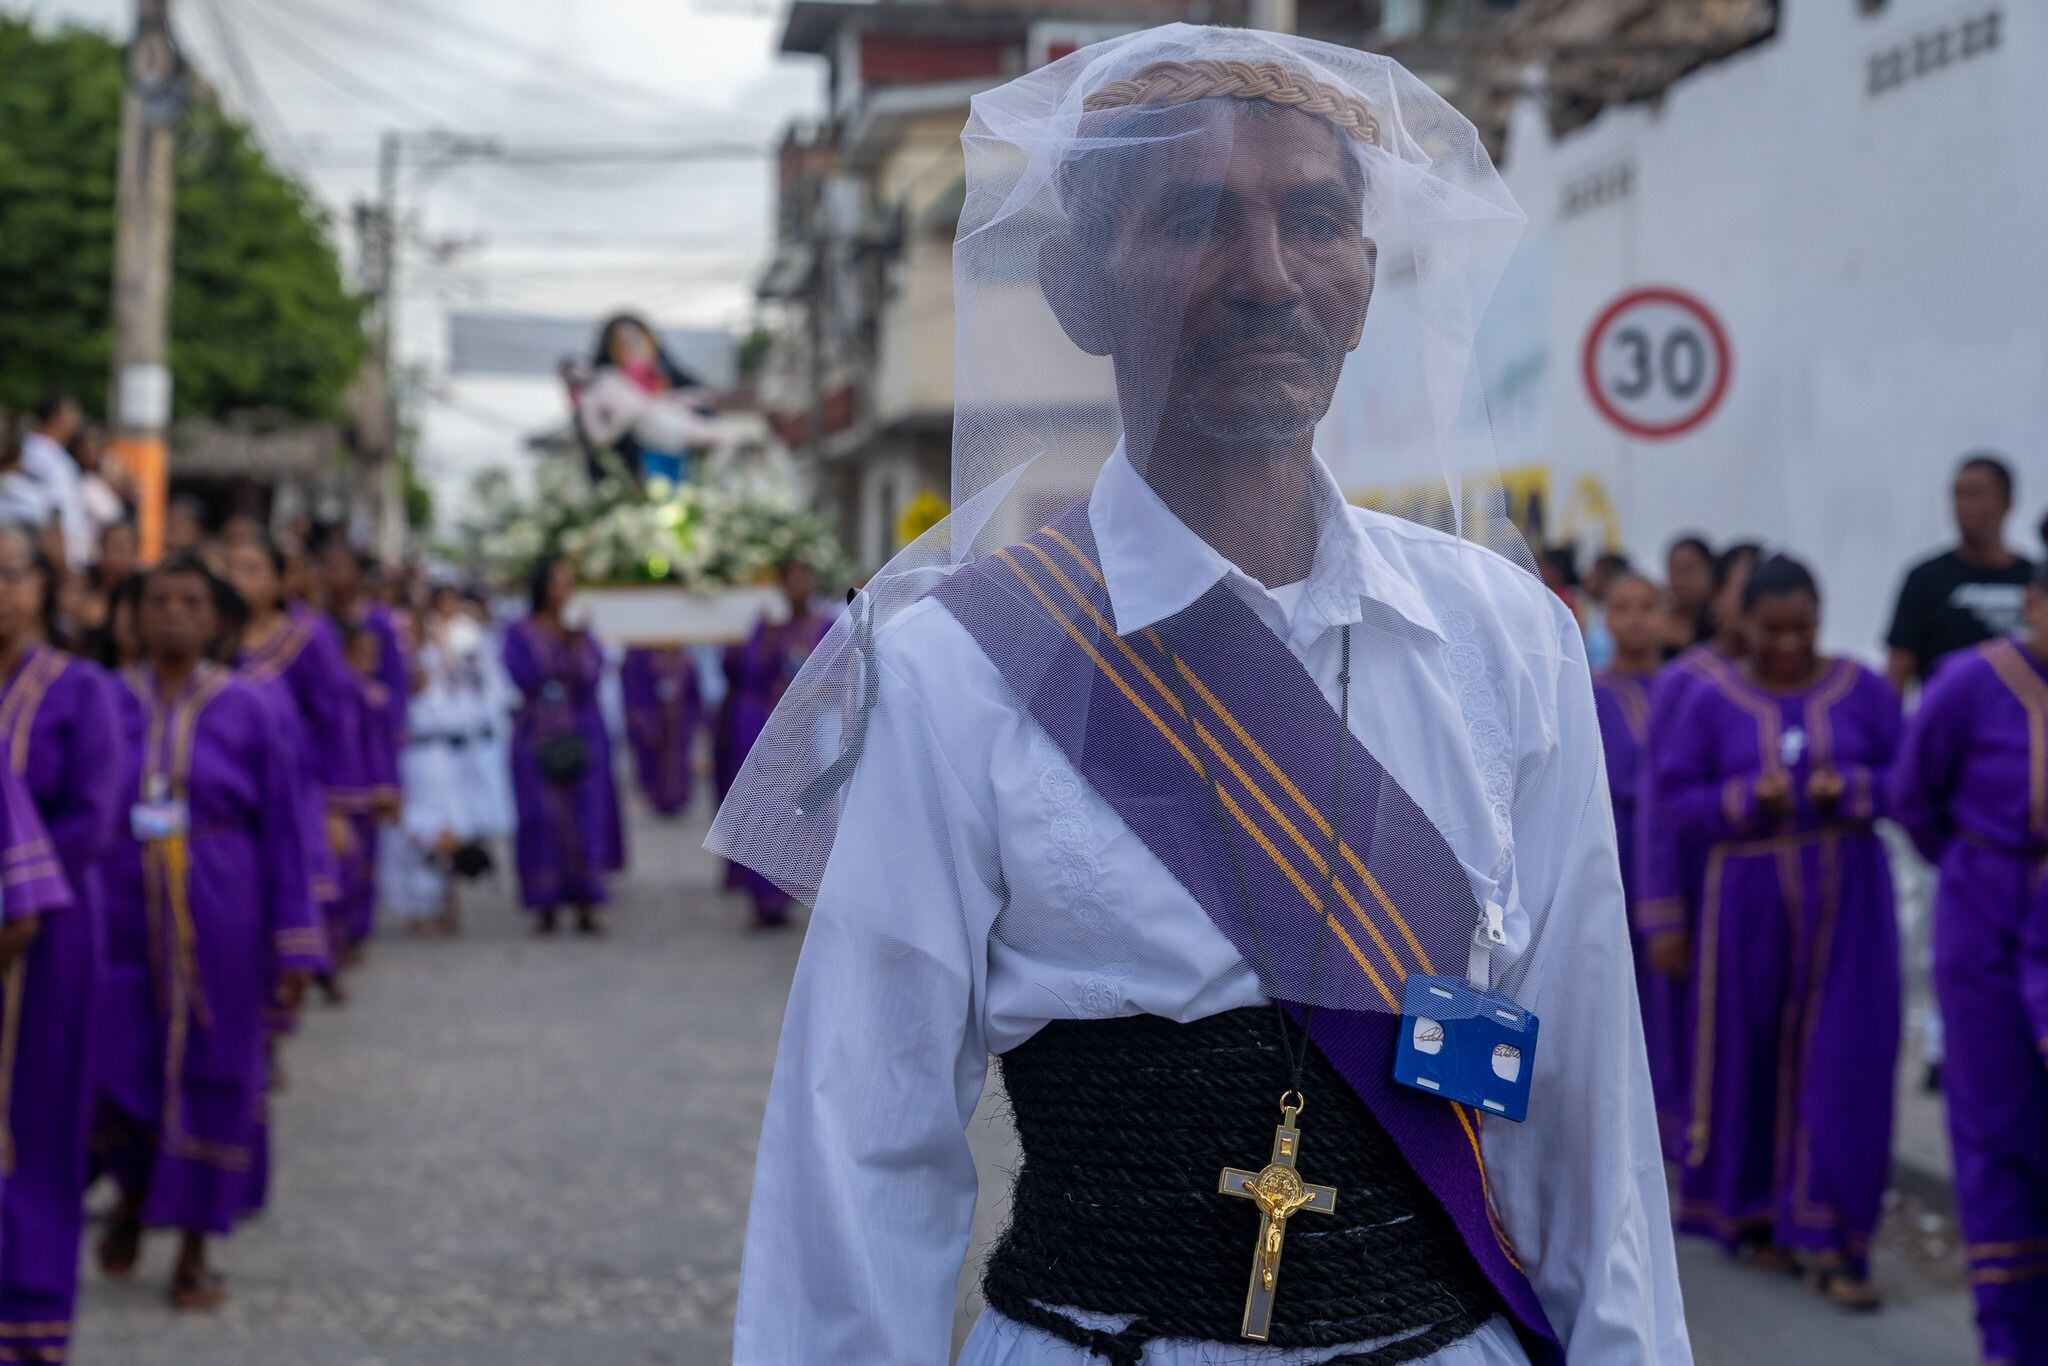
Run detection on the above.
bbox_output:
[933,508,1562,1362]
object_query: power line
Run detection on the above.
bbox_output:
[235,1,463,130]
[295,139,771,170]
[258,0,657,134]
[342,0,725,127]
[193,0,310,176]
[456,228,763,250]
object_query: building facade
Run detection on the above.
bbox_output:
[1471,0,2042,657]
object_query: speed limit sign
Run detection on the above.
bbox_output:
[1581,287,1731,439]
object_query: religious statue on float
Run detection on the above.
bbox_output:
[561,313,719,492]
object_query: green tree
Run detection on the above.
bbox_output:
[0,19,364,420]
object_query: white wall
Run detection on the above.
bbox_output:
[1481,0,2046,659]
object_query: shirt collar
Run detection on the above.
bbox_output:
[1086,444,1444,646]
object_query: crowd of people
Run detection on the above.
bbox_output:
[1574,452,2046,1357]
[5,354,2041,1364]
[0,392,836,1363]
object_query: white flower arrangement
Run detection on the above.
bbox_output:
[467,454,847,591]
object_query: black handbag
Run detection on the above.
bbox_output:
[535,732,590,785]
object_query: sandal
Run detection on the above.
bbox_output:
[1808,1264,1882,1313]
[169,1267,227,1312]
[1740,1242,1800,1276]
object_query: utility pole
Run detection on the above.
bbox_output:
[352,133,407,558]
[351,132,506,559]
[108,0,184,562]
[372,129,405,560]
[1249,0,1297,33]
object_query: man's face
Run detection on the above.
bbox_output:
[1091,104,1372,448]
[1953,465,2009,547]
[46,401,80,444]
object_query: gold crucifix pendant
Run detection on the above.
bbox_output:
[1217,1092,1338,1342]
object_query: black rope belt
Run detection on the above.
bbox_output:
[983,1007,1499,1366]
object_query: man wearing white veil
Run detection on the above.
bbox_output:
[719,25,1687,1366]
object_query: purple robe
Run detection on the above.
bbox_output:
[242,607,362,916]
[1656,658,1901,1273]
[717,614,829,919]
[340,600,409,752]
[0,648,108,1361]
[324,599,406,955]
[621,646,700,817]
[504,620,623,911]
[1631,644,1736,1159]
[1593,670,1676,1121]
[1891,637,2048,1360]
[339,676,401,949]
[96,665,323,1237]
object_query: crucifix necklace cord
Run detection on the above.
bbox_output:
[1157,623,1351,1343]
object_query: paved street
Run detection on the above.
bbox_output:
[73,802,1980,1366]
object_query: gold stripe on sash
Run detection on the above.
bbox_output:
[1024,531,1434,982]
[1016,541,1418,987]
[991,548,1401,1010]
[1044,526,1433,971]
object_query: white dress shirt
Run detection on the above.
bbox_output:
[18,431,90,567]
[732,450,1689,1365]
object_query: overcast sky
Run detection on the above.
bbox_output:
[7,0,824,516]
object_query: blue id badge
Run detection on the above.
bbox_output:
[131,796,189,843]
[1393,974,1540,1123]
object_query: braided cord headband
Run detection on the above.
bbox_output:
[1083,58,1382,149]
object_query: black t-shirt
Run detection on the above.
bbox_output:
[1885,549,2036,680]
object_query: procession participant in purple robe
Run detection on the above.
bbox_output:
[315,532,409,756]
[1659,534,1714,660]
[1590,574,1674,1113]
[1591,573,1660,895]
[87,570,146,673]
[1632,542,1759,1158]
[504,556,624,936]
[226,537,360,972]
[315,535,408,933]
[338,624,403,954]
[621,644,701,817]
[92,555,322,1312]
[717,559,829,927]
[1655,554,1901,1310]
[0,524,117,1363]
[1891,567,2048,1362]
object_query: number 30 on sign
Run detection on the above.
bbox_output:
[1581,287,1732,439]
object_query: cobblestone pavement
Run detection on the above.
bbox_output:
[73,802,1981,1365]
